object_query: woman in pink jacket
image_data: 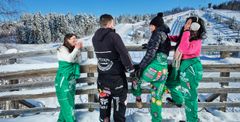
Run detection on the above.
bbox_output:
[166,16,206,122]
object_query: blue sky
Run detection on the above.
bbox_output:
[21,0,228,16]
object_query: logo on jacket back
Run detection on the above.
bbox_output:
[97,58,113,71]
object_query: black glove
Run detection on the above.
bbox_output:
[131,64,139,77]
[130,69,142,79]
[142,43,148,49]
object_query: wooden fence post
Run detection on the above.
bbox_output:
[219,51,230,112]
[7,58,20,118]
[87,47,95,112]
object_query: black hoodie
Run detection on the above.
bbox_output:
[92,28,134,75]
[139,24,171,70]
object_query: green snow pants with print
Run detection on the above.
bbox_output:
[165,66,184,105]
[132,52,168,122]
[166,57,203,122]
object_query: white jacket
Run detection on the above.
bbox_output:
[57,46,80,63]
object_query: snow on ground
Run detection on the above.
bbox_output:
[202,9,240,45]
[211,9,240,23]
[1,109,240,122]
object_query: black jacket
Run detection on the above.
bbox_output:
[92,28,134,75]
[139,24,171,69]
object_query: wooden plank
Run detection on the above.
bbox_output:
[0,46,93,60]
[18,100,37,108]
[1,45,240,60]
[0,81,55,92]
[0,65,97,80]
[8,58,20,115]
[219,51,230,112]
[87,49,95,112]
[0,68,57,80]
[78,77,240,84]
[0,88,240,101]
[201,77,240,83]
[1,77,240,92]
[0,107,59,116]
[205,94,221,102]
[1,63,240,80]
[0,92,56,101]
[203,64,240,72]
[0,102,240,116]
[201,45,240,52]
[0,49,57,60]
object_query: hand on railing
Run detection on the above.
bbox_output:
[142,43,148,49]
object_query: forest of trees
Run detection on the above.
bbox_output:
[0,7,194,44]
[212,0,240,11]
[15,13,98,44]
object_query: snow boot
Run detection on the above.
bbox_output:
[166,97,182,107]
[135,97,143,109]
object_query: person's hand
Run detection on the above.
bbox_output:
[142,43,148,49]
[131,68,141,79]
[184,19,192,31]
[135,69,142,78]
[75,40,83,49]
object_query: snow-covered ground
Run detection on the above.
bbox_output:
[1,9,240,122]
[211,9,240,23]
[1,109,240,122]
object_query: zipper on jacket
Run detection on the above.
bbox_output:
[60,76,65,88]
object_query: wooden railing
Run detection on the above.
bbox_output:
[0,45,240,116]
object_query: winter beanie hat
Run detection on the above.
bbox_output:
[150,12,164,27]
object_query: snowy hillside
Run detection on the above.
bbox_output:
[1,9,240,122]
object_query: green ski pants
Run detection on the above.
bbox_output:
[55,75,76,122]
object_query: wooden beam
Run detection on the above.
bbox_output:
[1,88,240,101]
[18,100,37,108]
[201,45,240,52]
[1,102,240,116]
[203,64,240,72]
[0,68,57,80]
[1,64,240,80]
[1,45,240,60]
[0,81,55,92]
[0,65,97,80]
[1,77,240,92]
[0,46,94,60]
[205,93,221,102]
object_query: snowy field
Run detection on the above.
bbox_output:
[0,9,240,122]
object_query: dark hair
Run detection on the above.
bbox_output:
[99,14,113,27]
[175,16,206,50]
[63,33,77,53]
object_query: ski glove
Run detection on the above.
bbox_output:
[142,43,148,49]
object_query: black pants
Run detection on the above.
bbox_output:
[98,74,128,122]
[99,92,127,122]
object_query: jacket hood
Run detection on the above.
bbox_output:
[92,28,115,41]
[156,24,170,34]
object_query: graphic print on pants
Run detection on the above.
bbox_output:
[132,53,169,122]
[166,58,203,122]
[98,74,128,122]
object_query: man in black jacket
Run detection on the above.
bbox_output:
[92,14,134,122]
